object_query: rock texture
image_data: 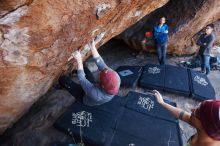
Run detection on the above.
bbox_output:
[1,89,75,146]
[213,20,220,45]
[0,0,169,134]
[118,0,220,55]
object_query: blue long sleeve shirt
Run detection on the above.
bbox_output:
[153,24,169,45]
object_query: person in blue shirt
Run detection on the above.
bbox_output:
[153,17,169,65]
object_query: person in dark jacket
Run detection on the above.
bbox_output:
[153,17,169,65]
[196,24,216,75]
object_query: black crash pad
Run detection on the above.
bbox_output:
[124,91,177,122]
[189,69,216,101]
[164,65,190,96]
[92,96,124,115]
[115,109,182,146]
[108,131,147,146]
[54,92,182,146]
[52,143,78,146]
[54,102,118,146]
[139,64,165,90]
[59,76,84,99]
[116,66,143,88]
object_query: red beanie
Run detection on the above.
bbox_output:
[145,31,153,37]
[199,100,220,140]
[99,69,120,95]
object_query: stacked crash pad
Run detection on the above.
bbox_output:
[54,96,123,146]
[54,91,182,146]
[112,91,182,146]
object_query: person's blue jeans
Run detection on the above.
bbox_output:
[200,55,210,75]
[156,43,167,65]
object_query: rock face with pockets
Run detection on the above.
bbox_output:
[0,0,169,134]
[118,0,220,55]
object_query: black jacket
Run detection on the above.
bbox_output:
[197,32,215,55]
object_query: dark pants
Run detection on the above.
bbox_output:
[59,67,95,101]
[156,43,167,65]
[200,55,210,75]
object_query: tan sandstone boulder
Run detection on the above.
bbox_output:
[0,0,169,134]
